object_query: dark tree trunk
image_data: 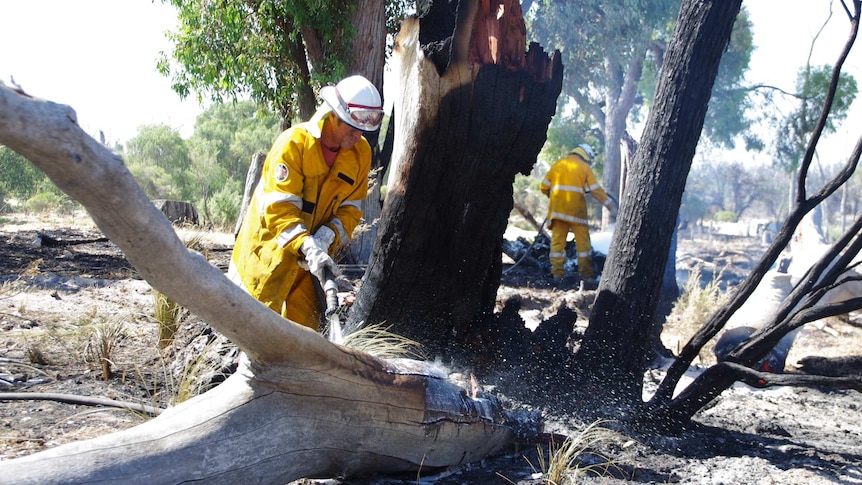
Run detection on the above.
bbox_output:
[570,0,743,409]
[618,132,678,358]
[348,0,562,356]
[153,199,199,226]
[644,1,862,433]
[234,152,265,238]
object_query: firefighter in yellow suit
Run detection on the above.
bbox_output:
[540,144,617,285]
[228,75,383,331]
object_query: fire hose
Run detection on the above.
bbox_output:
[320,268,343,344]
[503,218,548,275]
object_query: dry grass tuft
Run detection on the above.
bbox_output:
[166,340,220,405]
[26,346,50,365]
[84,319,127,381]
[0,259,43,299]
[342,323,425,360]
[151,235,203,349]
[536,420,625,484]
[153,290,182,349]
[663,264,730,362]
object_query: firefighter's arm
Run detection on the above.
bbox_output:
[540,171,552,197]
[540,162,558,197]
[585,169,617,214]
[261,134,313,256]
[590,186,617,213]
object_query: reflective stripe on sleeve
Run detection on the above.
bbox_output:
[330,218,349,246]
[277,223,308,247]
[340,199,362,211]
[256,185,303,215]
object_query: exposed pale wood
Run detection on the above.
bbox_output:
[0,81,534,484]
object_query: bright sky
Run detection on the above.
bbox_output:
[741,0,862,166]
[1,0,202,144]
[2,0,861,159]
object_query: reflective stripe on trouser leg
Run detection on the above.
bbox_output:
[572,223,594,278]
[550,220,570,278]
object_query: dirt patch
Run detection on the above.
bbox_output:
[1,212,861,484]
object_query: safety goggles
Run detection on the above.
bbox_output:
[335,88,384,131]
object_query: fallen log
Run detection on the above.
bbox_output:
[0,77,537,483]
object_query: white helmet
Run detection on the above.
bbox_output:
[570,143,595,163]
[320,75,384,132]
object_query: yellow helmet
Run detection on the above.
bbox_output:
[570,143,595,163]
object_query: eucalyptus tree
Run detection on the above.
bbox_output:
[774,64,858,216]
[0,145,46,206]
[184,101,279,225]
[125,124,191,200]
[527,1,754,205]
[189,101,279,182]
[157,0,403,126]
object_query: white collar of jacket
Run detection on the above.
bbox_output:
[301,105,333,138]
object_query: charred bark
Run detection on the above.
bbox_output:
[348,0,562,356]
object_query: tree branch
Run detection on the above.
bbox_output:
[0,80,328,367]
[0,392,163,416]
[797,1,859,200]
[715,361,862,392]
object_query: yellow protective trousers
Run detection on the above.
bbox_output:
[549,220,594,279]
[283,270,323,331]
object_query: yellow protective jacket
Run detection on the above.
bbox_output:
[230,115,370,316]
[541,152,610,225]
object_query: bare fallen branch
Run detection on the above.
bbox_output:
[716,361,862,392]
[0,392,163,416]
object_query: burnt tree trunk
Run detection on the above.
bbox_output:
[348,0,562,356]
[569,0,743,409]
[153,199,199,226]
